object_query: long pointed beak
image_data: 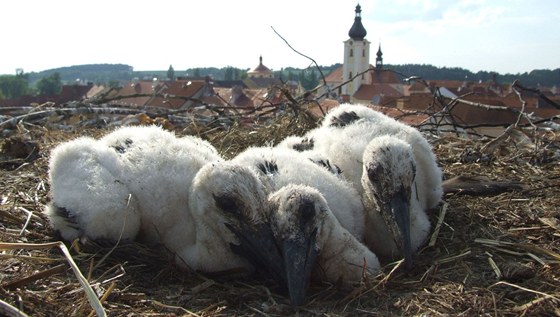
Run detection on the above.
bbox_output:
[389,189,413,269]
[281,231,318,306]
[226,222,287,287]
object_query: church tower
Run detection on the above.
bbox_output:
[342,4,371,96]
[376,44,383,69]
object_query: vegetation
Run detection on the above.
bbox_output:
[26,64,134,86]
[223,66,246,81]
[387,64,560,87]
[36,72,62,96]
[0,73,31,99]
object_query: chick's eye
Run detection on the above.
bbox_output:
[214,194,240,215]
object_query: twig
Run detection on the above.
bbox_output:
[270,26,327,87]
[0,299,31,317]
[1,264,66,290]
[429,202,448,247]
[0,242,107,317]
[513,81,560,110]
[489,281,560,303]
[485,252,502,279]
[18,207,33,236]
[151,300,202,316]
[475,238,560,262]
[92,193,134,272]
[87,281,117,317]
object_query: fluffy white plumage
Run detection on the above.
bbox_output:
[278,104,443,260]
[45,126,258,272]
[268,184,379,283]
[360,135,431,260]
[232,147,364,240]
[230,146,380,283]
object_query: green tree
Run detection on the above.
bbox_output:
[167,65,175,81]
[108,80,120,89]
[193,68,201,77]
[224,67,234,81]
[0,73,30,99]
[36,72,62,96]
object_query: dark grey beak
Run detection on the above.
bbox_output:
[226,222,287,287]
[390,189,413,269]
[281,230,319,306]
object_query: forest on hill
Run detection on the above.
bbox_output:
[17,63,560,88]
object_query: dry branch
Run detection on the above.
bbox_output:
[0,242,107,317]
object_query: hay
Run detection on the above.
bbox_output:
[1,111,559,316]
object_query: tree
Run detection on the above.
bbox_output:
[0,73,30,99]
[108,80,120,89]
[224,66,234,81]
[167,65,175,81]
[36,72,62,96]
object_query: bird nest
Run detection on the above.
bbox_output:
[1,111,559,317]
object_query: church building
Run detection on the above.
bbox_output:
[325,4,403,104]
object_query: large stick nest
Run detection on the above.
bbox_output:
[1,109,559,316]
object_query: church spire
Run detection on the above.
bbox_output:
[376,44,383,68]
[348,4,367,40]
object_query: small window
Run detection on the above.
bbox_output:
[349,49,353,57]
[363,49,366,57]
[349,72,353,79]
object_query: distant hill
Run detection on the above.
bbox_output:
[26,63,560,88]
[27,64,134,85]
[384,64,560,87]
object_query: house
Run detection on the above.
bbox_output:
[244,56,282,89]
[107,80,163,108]
[146,80,208,109]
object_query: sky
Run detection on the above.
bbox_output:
[1,0,558,76]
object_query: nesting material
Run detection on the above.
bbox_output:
[1,110,559,316]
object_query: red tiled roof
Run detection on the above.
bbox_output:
[353,83,403,101]
[369,104,429,126]
[307,101,428,126]
[146,80,205,109]
[406,81,430,94]
[252,63,272,73]
[325,66,343,83]
[306,98,340,118]
[109,81,161,107]
[368,68,401,84]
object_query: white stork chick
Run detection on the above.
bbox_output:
[360,135,431,265]
[268,184,380,306]
[45,136,143,241]
[180,160,277,272]
[278,104,442,265]
[46,126,271,273]
[228,147,379,304]
[48,126,296,274]
[317,103,442,211]
[47,124,200,242]
[232,146,365,237]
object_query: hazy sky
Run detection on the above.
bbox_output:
[1,0,558,75]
